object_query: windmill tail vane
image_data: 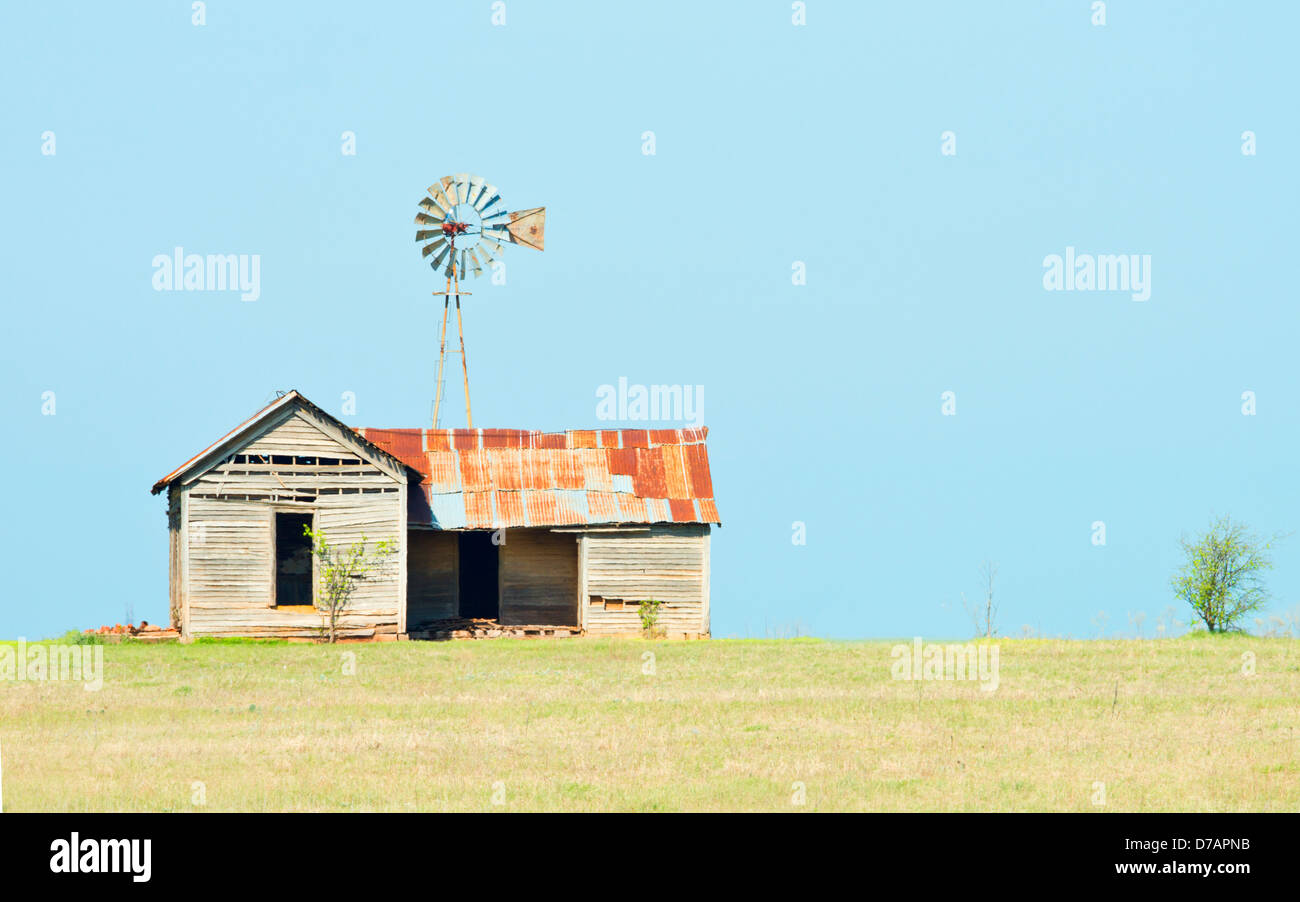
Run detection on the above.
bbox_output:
[414,173,545,429]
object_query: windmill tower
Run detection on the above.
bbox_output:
[415,174,546,428]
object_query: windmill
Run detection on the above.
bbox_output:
[415,173,546,428]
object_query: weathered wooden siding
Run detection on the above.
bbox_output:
[179,408,405,639]
[499,529,579,626]
[407,530,459,627]
[167,487,182,629]
[582,525,710,638]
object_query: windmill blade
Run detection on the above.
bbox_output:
[482,206,510,224]
[459,249,468,280]
[506,207,546,251]
[440,175,459,206]
[473,184,501,213]
[418,198,447,220]
[466,175,485,208]
[415,229,443,242]
[431,244,452,269]
[468,248,485,278]
[479,237,506,259]
[420,237,447,258]
[444,251,456,278]
[428,184,454,212]
[476,240,498,263]
[480,229,510,247]
[415,212,445,226]
[454,173,471,206]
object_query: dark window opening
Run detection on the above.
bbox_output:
[275,512,314,606]
[458,532,499,619]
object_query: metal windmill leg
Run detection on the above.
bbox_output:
[455,288,473,428]
[433,282,451,428]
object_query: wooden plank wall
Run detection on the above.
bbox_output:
[179,409,404,639]
[406,531,459,627]
[582,524,710,638]
[167,488,182,629]
[499,529,579,626]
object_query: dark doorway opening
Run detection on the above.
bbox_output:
[275,512,314,606]
[458,531,499,619]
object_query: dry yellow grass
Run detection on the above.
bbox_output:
[1,635,1296,811]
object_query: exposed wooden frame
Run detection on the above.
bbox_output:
[701,527,711,637]
[156,393,413,495]
[397,482,408,636]
[180,487,191,639]
[577,534,588,632]
[496,531,504,620]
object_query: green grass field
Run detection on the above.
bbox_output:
[2,634,1297,811]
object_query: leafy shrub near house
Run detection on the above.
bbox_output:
[638,599,665,638]
[304,525,396,643]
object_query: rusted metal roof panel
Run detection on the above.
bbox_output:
[697,498,720,524]
[682,444,714,498]
[370,424,719,528]
[524,450,551,489]
[524,491,560,526]
[644,498,671,523]
[577,449,614,491]
[463,491,494,528]
[632,448,667,498]
[606,447,637,477]
[622,429,649,449]
[552,490,590,525]
[669,498,697,522]
[450,429,480,450]
[586,491,620,523]
[487,448,524,490]
[550,450,583,490]
[482,429,523,449]
[568,429,599,449]
[659,444,690,499]
[493,490,524,526]
[364,428,425,471]
[425,453,462,492]
[458,449,491,492]
[616,494,647,522]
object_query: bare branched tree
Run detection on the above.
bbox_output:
[961,559,998,638]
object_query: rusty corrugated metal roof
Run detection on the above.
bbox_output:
[363,426,721,529]
[149,390,721,529]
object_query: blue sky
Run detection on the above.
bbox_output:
[2,2,1296,640]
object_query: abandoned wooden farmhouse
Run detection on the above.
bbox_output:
[151,391,720,640]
